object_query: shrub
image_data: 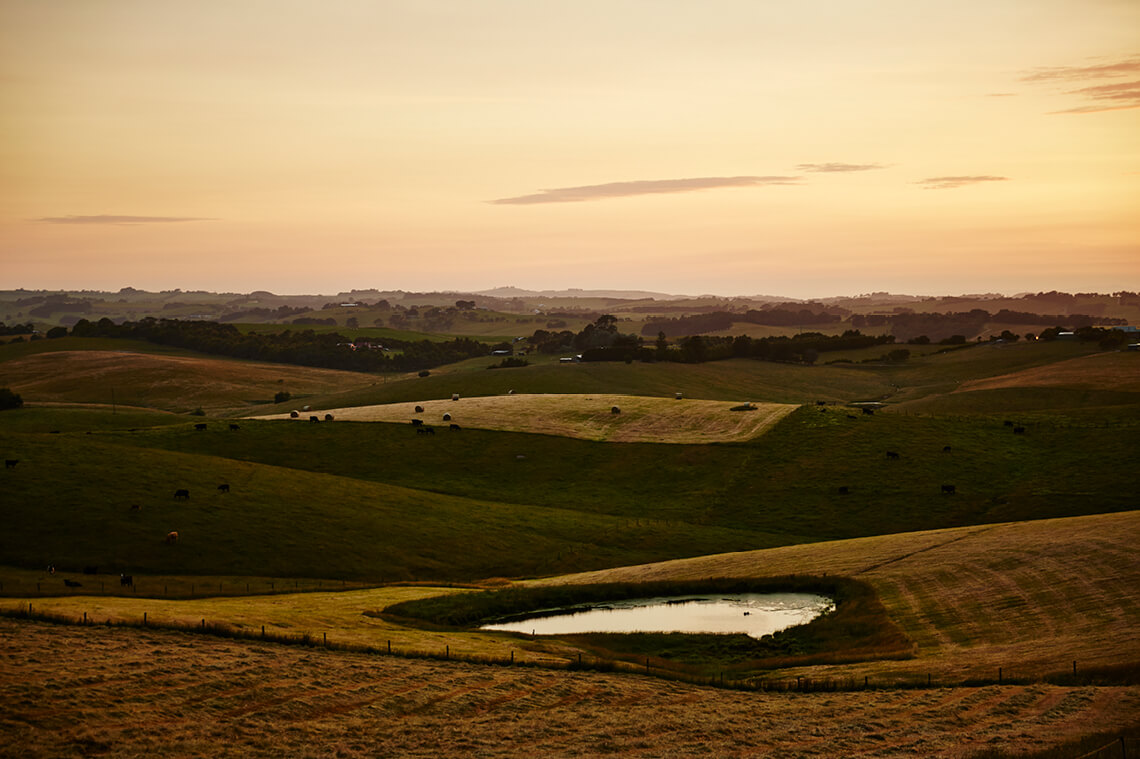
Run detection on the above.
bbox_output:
[273,391,291,404]
[0,387,23,410]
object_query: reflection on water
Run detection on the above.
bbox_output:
[480,593,834,639]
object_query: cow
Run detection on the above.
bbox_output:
[309,416,320,423]
[120,574,133,587]
[174,489,190,500]
[862,407,875,416]
[1003,420,1014,427]
[217,484,230,493]
[1013,426,1026,435]
[941,484,956,495]
[129,503,141,511]
[166,531,179,543]
[64,579,82,588]
[5,459,18,469]
[324,413,334,422]
[414,405,424,413]
[847,414,857,420]
[815,400,826,406]
[83,566,98,575]
[229,423,240,431]
[424,426,435,435]
[194,423,207,431]
[942,446,952,453]
[411,419,424,427]
[838,486,850,495]
[611,406,621,414]
[886,451,900,460]
[449,424,461,431]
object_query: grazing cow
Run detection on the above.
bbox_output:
[5,459,17,469]
[941,484,956,495]
[217,484,230,493]
[847,414,857,420]
[64,579,82,588]
[129,503,141,511]
[942,446,952,453]
[442,413,452,421]
[83,566,98,575]
[290,410,300,418]
[1003,420,1015,427]
[886,451,900,460]
[194,423,207,431]
[838,486,850,495]
[411,419,424,427]
[449,424,461,431]
[816,400,826,406]
[324,413,334,422]
[611,406,621,414]
[174,488,190,500]
[166,531,179,543]
[120,574,133,587]
[424,426,435,435]
[1013,426,1026,435]
[414,405,424,413]
[309,415,320,423]
[862,407,875,416]
[229,423,240,431]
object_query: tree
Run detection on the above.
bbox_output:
[46,326,68,339]
[0,387,22,410]
[273,391,291,404]
[345,316,359,329]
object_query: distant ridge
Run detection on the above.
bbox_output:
[474,286,794,301]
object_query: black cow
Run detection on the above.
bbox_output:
[309,416,320,423]
[5,459,18,469]
[942,446,952,453]
[217,484,230,493]
[838,486,850,495]
[64,579,82,588]
[815,400,826,406]
[229,423,240,431]
[941,484,956,495]
[886,451,900,460]
[862,407,875,416]
[449,424,461,431]
[194,423,207,431]
[174,488,190,500]
[424,426,435,435]
[120,574,133,587]
[129,503,141,511]
[83,566,98,575]
[1013,426,1026,435]
[611,406,621,414]
[1003,420,1015,427]
[411,419,424,427]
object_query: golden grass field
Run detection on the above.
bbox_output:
[255,393,797,443]
[0,349,377,413]
[955,351,1140,394]
[4,511,1138,757]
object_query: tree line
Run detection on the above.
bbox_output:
[63,317,489,373]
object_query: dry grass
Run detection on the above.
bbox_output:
[955,351,1140,394]
[254,393,797,443]
[1,350,375,414]
[2,618,1137,758]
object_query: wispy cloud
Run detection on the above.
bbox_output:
[796,162,886,173]
[1021,56,1140,83]
[489,176,800,205]
[916,176,1009,190]
[1021,55,1140,114]
[35,215,213,225]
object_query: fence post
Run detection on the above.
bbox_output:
[144,612,147,626]
[83,612,87,624]
[446,645,449,659]
[1073,660,1077,676]
[323,632,327,646]
[261,625,265,638]
[387,640,391,653]
[645,658,650,674]
[998,667,1002,684]
[510,651,513,664]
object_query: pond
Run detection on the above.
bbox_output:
[479,592,834,638]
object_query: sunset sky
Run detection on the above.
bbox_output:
[2,0,1137,299]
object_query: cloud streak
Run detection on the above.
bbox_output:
[916,176,1009,190]
[1021,55,1140,114]
[35,215,213,225]
[489,176,800,205]
[796,162,886,173]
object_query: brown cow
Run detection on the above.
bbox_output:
[166,531,179,543]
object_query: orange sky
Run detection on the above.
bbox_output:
[1,1,1137,298]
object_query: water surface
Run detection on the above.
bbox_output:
[480,592,833,638]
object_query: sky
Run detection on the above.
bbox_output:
[1,0,1138,299]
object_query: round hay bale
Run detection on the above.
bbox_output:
[443,413,452,421]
